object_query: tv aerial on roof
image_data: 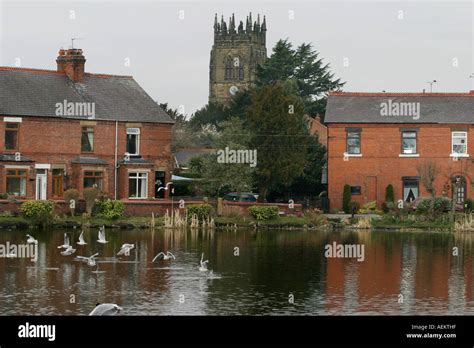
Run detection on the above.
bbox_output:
[71,37,85,49]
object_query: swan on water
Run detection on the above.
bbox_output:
[117,244,135,256]
[57,233,71,249]
[89,303,122,316]
[26,234,38,245]
[77,231,87,245]
[152,251,175,262]
[60,246,76,256]
[199,253,209,272]
[97,226,108,244]
[77,253,99,267]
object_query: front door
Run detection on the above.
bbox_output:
[155,171,166,198]
[453,176,466,205]
[36,170,47,200]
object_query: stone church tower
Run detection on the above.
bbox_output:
[209,13,267,104]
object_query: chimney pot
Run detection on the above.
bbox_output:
[56,48,86,83]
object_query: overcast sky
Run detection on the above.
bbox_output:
[0,0,472,115]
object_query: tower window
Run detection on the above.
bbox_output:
[238,66,244,80]
[225,58,233,80]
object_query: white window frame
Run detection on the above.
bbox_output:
[401,131,417,155]
[451,131,469,157]
[128,171,148,199]
[126,128,140,155]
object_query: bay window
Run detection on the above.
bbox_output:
[129,172,148,199]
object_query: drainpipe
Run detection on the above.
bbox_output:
[114,121,118,199]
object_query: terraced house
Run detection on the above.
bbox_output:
[325,91,474,210]
[0,48,174,202]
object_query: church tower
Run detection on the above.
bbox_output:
[209,13,267,104]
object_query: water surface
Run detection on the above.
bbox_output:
[0,227,473,315]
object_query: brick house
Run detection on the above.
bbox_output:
[325,91,474,210]
[0,48,174,202]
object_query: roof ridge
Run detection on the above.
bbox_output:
[329,91,474,97]
[0,66,133,79]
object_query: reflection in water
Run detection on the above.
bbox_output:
[0,228,473,315]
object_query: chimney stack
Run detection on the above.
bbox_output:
[56,48,86,83]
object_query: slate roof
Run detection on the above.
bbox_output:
[0,154,34,162]
[0,67,174,124]
[71,156,108,165]
[325,92,474,124]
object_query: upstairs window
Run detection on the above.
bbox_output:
[5,123,19,150]
[81,127,94,152]
[126,128,140,155]
[346,130,361,155]
[401,131,417,154]
[452,132,467,155]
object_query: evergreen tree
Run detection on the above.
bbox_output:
[256,39,345,117]
[247,80,308,201]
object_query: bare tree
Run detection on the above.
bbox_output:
[417,161,438,217]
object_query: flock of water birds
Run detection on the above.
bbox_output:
[23,227,212,315]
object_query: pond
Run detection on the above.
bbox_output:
[0,227,473,315]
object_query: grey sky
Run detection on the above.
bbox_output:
[0,0,472,116]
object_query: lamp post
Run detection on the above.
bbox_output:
[426,80,437,93]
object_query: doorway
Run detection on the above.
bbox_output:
[35,169,47,200]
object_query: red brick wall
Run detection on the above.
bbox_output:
[0,116,173,200]
[328,123,474,210]
[308,115,328,148]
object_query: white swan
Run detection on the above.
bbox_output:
[57,233,70,249]
[89,303,122,316]
[60,245,76,256]
[117,243,135,256]
[152,251,175,262]
[77,231,87,245]
[199,253,209,272]
[26,234,38,245]
[77,253,99,266]
[97,226,108,244]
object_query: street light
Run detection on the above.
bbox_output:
[426,80,437,93]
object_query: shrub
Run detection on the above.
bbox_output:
[0,210,14,217]
[64,189,79,216]
[416,197,451,215]
[349,202,360,214]
[0,193,8,199]
[187,204,213,220]
[385,184,395,203]
[358,201,382,214]
[248,205,279,221]
[21,200,55,227]
[96,199,125,220]
[83,187,99,215]
[342,185,351,213]
[464,199,474,213]
[304,208,328,227]
[354,217,372,229]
